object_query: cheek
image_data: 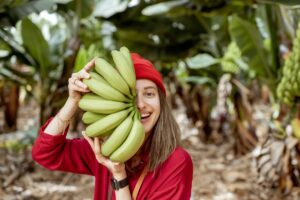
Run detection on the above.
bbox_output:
[151,98,161,121]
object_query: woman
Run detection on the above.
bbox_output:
[32,53,193,200]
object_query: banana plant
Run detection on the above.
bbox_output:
[228,13,279,90]
[0,0,58,131]
[0,0,103,127]
[0,14,77,125]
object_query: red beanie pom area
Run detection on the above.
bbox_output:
[131,53,166,96]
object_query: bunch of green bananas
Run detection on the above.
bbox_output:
[79,47,145,163]
[277,21,300,106]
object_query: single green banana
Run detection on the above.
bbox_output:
[101,111,135,157]
[119,47,136,97]
[82,112,106,124]
[79,95,131,114]
[85,108,132,137]
[90,71,106,83]
[83,78,130,102]
[82,93,102,100]
[111,50,136,96]
[110,112,145,163]
[101,128,115,137]
[119,46,133,71]
[95,58,131,97]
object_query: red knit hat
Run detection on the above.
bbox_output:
[131,53,166,96]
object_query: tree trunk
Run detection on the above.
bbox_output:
[2,83,19,132]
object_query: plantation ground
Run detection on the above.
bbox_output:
[0,100,300,200]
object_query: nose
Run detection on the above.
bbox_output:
[136,93,146,111]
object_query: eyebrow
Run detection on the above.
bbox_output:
[144,86,157,90]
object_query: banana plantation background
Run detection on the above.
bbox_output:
[1,0,300,199]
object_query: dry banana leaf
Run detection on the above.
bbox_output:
[270,141,285,166]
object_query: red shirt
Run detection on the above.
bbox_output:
[32,118,193,200]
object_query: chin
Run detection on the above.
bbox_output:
[142,118,157,135]
[143,124,153,135]
[143,126,150,134]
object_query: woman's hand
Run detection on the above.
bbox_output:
[68,59,95,103]
[82,131,127,178]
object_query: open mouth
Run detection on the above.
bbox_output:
[141,113,151,122]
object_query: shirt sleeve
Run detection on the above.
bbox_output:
[147,148,193,200]
[31,117,97,175]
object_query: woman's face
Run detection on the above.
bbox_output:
[136,79,161,136]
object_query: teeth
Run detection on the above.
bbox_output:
[141,113,150,118]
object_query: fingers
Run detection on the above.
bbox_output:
[68,59,94,94]
[74,78,88,90]
[83,58,96,72]
[94,137,102,155]
[94,137,109,165]
[69,78,90,92]
[72,70,90,80]
[82,133,125,172]
[112,162,122,168]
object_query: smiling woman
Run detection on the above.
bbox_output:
[136,79,161,135]
[31,52,193,200]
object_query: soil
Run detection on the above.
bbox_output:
[1,99,300,200]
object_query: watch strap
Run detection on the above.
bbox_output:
[111,177,129,190]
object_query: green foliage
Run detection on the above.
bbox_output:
[21,17,51,79]
[221,42,243,74]
[0,0,55,27]
[277,21,300,107]
[0,0,299,127]
[229,15,270,77]
[67,0,95,19]
[141,0,188,16]
[73,44,102,72]
[257,0,300,6]
[0,39,11,58]
[74,47,88,73]
[92,0,128,18]
[185,54,219,69]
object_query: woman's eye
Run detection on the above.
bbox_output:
[145,92,155,97]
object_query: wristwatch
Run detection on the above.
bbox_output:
[111,177,129,190]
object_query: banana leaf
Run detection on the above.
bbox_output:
[0,29,34,65]
[185,53,219,69]
[73,47,88,72]
[257,0,300,7]
[93,0,128,18]
[142,0,188,16]
[21,17,51,80]
[0,39,11,58]
[229,15,271,77]
[0,63,28,85]
[256,4,280,72]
